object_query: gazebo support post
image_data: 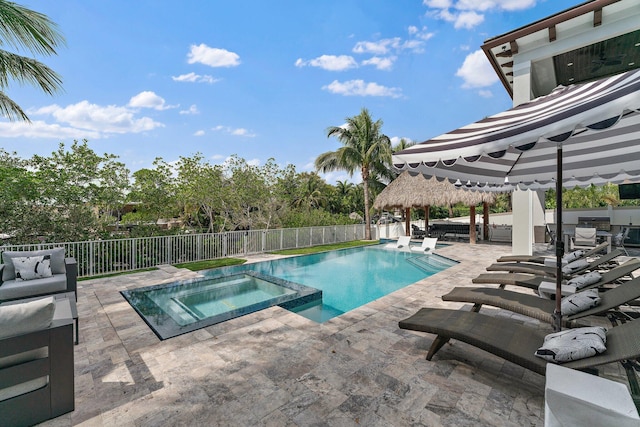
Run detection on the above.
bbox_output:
[405,207,411,237]
[469,205,477,244]
[483,202,489,241]
[425,206,430,235]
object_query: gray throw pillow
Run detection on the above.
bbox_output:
[0,296,56,339]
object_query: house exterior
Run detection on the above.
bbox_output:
[482,0,640,254]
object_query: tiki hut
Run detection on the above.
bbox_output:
[374,171,497,243]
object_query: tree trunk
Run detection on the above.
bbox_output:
[362,168,371,240]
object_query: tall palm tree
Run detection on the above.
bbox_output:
[316,108,392,240]
[0,1,64,121]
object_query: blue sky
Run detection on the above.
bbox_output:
[3,0,578,183]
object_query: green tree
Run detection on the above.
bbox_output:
[175,153,227,232]
[0,1,64,121]
[316,108,392,239]
[128,158,177,222]
[29,140,113,242]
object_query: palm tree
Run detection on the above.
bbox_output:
[0,1,64,121]
[316,108,392,240]
[392,137,415,153]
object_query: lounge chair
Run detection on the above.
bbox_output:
[485,249,624,277]
[441,275,640,327]
[495,241,608,264]
[398,307,640,376]
[384,235,411,249]
[410,237,438,252]
[411,224,426,239]
[473,258,640,291]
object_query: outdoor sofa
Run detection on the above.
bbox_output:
[0,248,77,302]
[0,296,75,426]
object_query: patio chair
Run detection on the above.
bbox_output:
[384,235,411,249]
[485,248,624,277]
[411,224,426,239]
[614,227,632,256]
[495,241,608,264]
[472,258,640,291]
[571,227,597,250]
[398,307,640,376]
[410,237,438,252]
[441,275,640,327]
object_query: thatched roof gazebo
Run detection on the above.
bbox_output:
[374,171,497,243]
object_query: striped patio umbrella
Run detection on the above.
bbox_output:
[392,68,640,330]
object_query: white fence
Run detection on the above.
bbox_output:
[1,225,367,278]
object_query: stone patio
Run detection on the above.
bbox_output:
[39,242,633,426]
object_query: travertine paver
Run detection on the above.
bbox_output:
[38,241,632,426]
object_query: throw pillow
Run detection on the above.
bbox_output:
[535,326,607,363]
[13,255,53,281]
[0,296,55,339]
[561,289,601,316]
[562,258,589,275]
[562,250,585,263]
[566,271,602,290]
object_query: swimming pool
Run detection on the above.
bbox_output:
[123,244,457,339]
[205,245,457,322]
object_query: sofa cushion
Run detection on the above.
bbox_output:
[13,255,53,281]
[0,296,55,339]
[2,248,65,281]
[0,275,67,301]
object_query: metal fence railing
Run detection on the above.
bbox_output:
[1,224,367,278]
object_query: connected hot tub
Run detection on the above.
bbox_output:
[122,271,321,339]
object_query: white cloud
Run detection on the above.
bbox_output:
[423,0,452,7]
[454,11,484,29]
[172,72,219,84]
[31,100,164,134]
[194,130,205,136]
[425,0,536,29]
[361,56,396,70]
[0,119,101,139]
[322,80,402,98]
[180,105,199,115]
[187,44,240,67]
[456,50,498,88]
[295,55,358,71]
[353,38,400,55]
[128,91,176,110]
[212,125,256,137]
[478,89,493,98]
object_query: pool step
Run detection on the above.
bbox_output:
[406,255,455,273]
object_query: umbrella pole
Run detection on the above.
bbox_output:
[553,145,563,331]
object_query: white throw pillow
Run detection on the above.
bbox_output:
[0,296,55,339]
[562,250,584,263]
[566,271,602,290]
[12,255,52,281]
[562,258,589,275]
[561,289,601,316]
[535,326,607,363]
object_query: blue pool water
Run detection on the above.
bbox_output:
[204,245,457,322]
[122,244,457,338]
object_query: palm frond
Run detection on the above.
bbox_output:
[0,1,65,56]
